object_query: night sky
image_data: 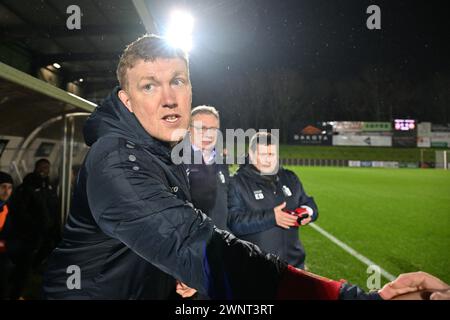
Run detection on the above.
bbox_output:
[148,0,450,124]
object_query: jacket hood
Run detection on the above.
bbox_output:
[83,87,172,158]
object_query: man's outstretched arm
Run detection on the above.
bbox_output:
[277,265,380,300]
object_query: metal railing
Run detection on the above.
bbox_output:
[281,158,349,167]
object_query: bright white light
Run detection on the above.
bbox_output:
[165,10,194,52]
[79,78,84,83]
[53,62,61,69]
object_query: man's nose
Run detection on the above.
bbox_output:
[206,131,216,139]
[161,85,177,108]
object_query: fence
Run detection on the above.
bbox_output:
[280,158,448,169]
[281,158,348,167]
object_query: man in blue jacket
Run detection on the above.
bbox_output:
[228,132,317,269]
[42,34,437,300]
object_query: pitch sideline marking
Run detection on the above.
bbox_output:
[309,223,396,281]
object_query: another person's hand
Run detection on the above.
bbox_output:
[430,289,450,300]
[299,216,312,225]
[274,202,299,229]
[379,271,450,300]
[294,207,313,226]
[176,280,197,298]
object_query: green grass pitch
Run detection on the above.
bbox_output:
[287,166,450,290]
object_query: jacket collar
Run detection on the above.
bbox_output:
[238,164,279,185]
[83,87,175,162]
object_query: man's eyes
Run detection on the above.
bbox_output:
[141,78,187,91]
[142,83,154,91]
[172,78,187,86]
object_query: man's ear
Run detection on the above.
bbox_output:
[118,89,133,113]
[248,150,256,165]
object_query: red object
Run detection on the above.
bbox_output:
[0,204,9,232]
[0,204,8,253]
[276,265,343,300]
[283,207,310,227]
[294,207,309,216]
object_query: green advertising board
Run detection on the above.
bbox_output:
[362,122,392,132]
[431,142,448,148]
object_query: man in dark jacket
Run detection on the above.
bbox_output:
[41,34,420,300]
[185,105,229,231]
[6,160,60,299]
[177,105,230,298]
[29,159,61,268]
[228,132,317,269]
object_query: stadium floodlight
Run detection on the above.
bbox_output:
[165,10,194,52]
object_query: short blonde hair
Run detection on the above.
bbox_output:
[116,34,189,90]
[191,105,220,125]
[249,132,278,153]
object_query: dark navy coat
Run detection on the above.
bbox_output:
[228,165,318,268]
[184,147,230,231]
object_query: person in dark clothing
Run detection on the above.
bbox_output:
[0,172,14,299]
[186,105,229,231]
[41,34,431,300]
[228,132,318,269]
[177,105,230,298]
[29,159,61,269]
[6,159,60,299]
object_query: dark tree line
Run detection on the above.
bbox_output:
[206,66,450,143]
